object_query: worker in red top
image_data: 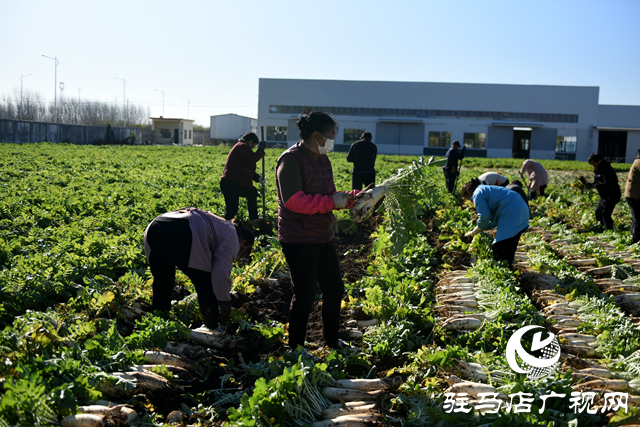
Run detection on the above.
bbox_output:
[275,111,359,356]
[220,132,266,225]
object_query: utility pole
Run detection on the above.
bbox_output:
[182,97,190,119]
[114,77,126,126]
[155,89,165,117]
[19,73,33,120]
[42,55,59,122]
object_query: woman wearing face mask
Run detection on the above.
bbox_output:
[275,111,359,355]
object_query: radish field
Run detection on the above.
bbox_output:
[0,143,639,427]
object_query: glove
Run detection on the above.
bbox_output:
[259,176,266,186]
[350,186,385,223]
[333,192,354,209]
[257,140,267,149]
[464,227,481,238]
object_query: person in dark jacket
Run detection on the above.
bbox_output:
[275,111,359,354]
[346,131,377,190]
[579,153,621,231]
[506,180,529,206]
[220,132,266,225]
[443,140,466,193]
[625,149,640,243]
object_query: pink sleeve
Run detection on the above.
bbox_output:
[284,191,335,214]
[284,190,361,214]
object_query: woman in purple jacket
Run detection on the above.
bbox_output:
[275,112,358,353]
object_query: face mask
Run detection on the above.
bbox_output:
[317,133,335,155]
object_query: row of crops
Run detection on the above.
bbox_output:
[0,143,639,426]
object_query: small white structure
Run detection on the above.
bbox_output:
[150,117,194,145]
[210,114,257,140]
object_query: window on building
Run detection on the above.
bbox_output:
[428,131,451,147]
[184,130,187,139]
[189,130,192,139]
[556,136,577,152]
[158,129,171,138]
[344,128,365,144]
[267,126,287,141]
[463,132,487,149]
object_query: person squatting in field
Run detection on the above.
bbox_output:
[520,159,549,200]
[144,207,255,331]
[220,132,267,225]
[626,149,640,244]
[477,171,509,187]
[443,140,466,193]
[346,131,378,190]
[275,111,360,353]
[579,153,621,231]
[462,179,530,266]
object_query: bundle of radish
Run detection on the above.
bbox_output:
[143,350,198,372]
[350,156,443,255]
[61,404,137,427]
[98,369,183,399]
[436,270,485,331]
[189,326,236,349]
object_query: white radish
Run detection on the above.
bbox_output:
[544,306,578,316]
[574,368,613,379]
[321,403,377,420]
[576,379,629,392]
[445,381,502,398]
[335,376,402,391]
[323,387,384,402]
[144,350,197,371]
[586,265,613,275]
[559,333,597,343]
[189,328,236,349]
[355,319,379,328]
[567,259,597,266]
[556,318,582,328]
[99,371,178,399]
[442,317,482,331]
[616,293,640,303]
[61,414,104,427]
[311,413,379,427]
[562,345,598,357]
[345,328,363,339]
[77,405,137,423]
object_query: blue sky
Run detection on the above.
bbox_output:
[1,0,638,127]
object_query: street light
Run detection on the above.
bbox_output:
[114,77,126,126]
[155,89,165,117]
[19,73,33,120]
[182,97,190,119]
[42,55,59,122]
[78,86,88,124]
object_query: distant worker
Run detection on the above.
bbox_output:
[144,207,255,331]
[462,179,529,266]
[625,149,640,243]
[478,172,509,187]
[520,159,549,200]
[443,140,466,193]
[220,132,267,225]
[506,180,529,206]
[346,131,377,190]
[579,153,621,231]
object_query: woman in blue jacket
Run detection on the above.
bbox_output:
[462,178,529,265]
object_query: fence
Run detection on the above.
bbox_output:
[0,118,142,145]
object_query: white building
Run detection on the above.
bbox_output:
[150,117,194,145]
[258,78,640,163]
[210,113,257,140]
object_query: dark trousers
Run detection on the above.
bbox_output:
[444,170,458,193]
[281,241,344,348]
[493,227,528,266]
[529,185,547,200]
[146,217,220,328]
[627,197,640,244]
[595,195,620,230]
[352,172,375,190]
[220,177,259,221]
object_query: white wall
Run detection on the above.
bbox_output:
[210,114,255,139]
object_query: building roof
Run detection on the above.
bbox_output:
[210,113,256,120]
[150,117,195,122]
